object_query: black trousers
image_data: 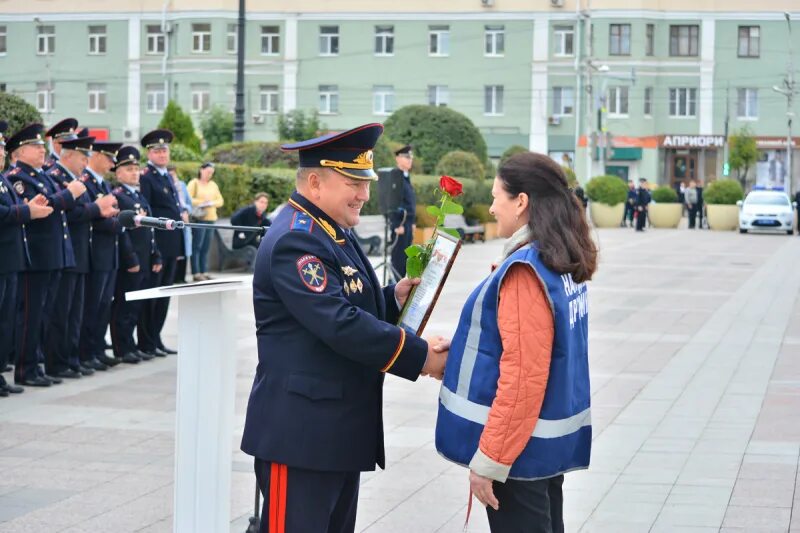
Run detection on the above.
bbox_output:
[110,267,147,357]
[687,206,698,229]
[45,271,86,373]
[635,208,647,230]
[80,270,116,362]
[0,273,18,370]
[138,257,177,352]
[390,222,413,279]
[254,458,359,533]
[15,270,60,382]
[486,475,564,533]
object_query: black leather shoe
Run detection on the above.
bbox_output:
[157,345,178,355]
[43,374,63,385]
[85,360,109,371]
[3,383,24,394]
[78,364,95,376]
[136,350,155,361]
[97,354,120,367]
[53,369,82,379]
[120,352,141,364]
[18,376,51,387]
[153,348,169,358]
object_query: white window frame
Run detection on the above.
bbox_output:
[553,25,574,57]
[226,23,237,54]
[261,26,280,56]
[609,24,631,56]
[372,85,395,115]
[374,25,394,56]
[484,85,504,116]
[88,25,107,55]
[146,25,165,55]
[552,87,574,116]
[192,23,212,54]
[737,88,758,119]
[259,85,279,114]
[319,26,339,56]
[428,25,450,57]
[484,25,505,57]
[428,85,449,107]
[738,26,760,58]
[87,83,107,113]
[669,87,697,118]
[191,85,211,113]
[36,83,54,112]
[607,86,629,117]
[644,86,653,117]
[318,85,339,115]
[0,26,6,55]
[145,84,166,114]
[37,26,55,55]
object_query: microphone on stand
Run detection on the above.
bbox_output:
[118,210,183,230]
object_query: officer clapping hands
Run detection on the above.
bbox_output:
[66,179,86,199]
[94,192,119,218]
[26,193,53,219]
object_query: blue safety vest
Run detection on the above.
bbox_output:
[435,244,592,480]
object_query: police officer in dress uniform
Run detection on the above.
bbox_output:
[137,129,179,357]
[110,146,162,364]
[388,144,416,279]
[0,121,54,396]
[635,177,652,232]
[240,123,448,533]
[7,124,87,387]
[43,135,118,378]
[79,142,123,370]
[43,117,79,171]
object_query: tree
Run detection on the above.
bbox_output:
[383,105,488,174]
[728,127,759,189]
[158,100,201,153]
[0,93,42,136]
[277,109,323,142]
[199,105,234,150]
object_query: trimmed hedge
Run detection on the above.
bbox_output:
[704,179,744,205]
[465,203,493,224]
[585,175,628,205]
[435,150,485,181]
[415,205,438,228]
[651,186,679,203]
[206,141,299,168]
[169,143,203,162]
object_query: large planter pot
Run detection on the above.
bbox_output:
[589,202,625,228]
[706,204,739,231]
[413,226,435,244]
[648,203,683,228]
[483,222,499,240]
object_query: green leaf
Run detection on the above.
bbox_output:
[426,205,441,217]
[441,228,461,239]
[404,244,423,258]
[406,256,423,278]
[442,198,464,215]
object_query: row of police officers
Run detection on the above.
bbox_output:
[0,118,181,395]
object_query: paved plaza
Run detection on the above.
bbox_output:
[1,228,800,532]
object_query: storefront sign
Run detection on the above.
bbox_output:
[661,135,725,148]
[755,137,798,149]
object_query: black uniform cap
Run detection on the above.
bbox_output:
[141,129,174,149]
[6,123,46,154]
[92,141,123,163]
[114,146,141,170]
[394,144,413,156]
[46,118,79,140]
[60,135,96,155]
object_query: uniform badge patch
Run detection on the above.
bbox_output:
[296,255,327,293]
[13,181,24,194]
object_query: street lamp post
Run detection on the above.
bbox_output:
[233,0,246,142]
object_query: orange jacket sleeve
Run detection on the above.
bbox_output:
[468,262,555,482]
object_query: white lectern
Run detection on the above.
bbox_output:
[127,276,253,533]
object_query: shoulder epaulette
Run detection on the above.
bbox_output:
[290,211,315,233]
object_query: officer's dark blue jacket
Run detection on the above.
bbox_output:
[241,191,428,472]
[81,168,123,271]
[46,163,100,274]
[139,162,182,259]
[0,172,30,274]
[113,185,161,272]
[7,161,75,271]
[388,167,416,229]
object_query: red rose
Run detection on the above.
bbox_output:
[439,175,463,197]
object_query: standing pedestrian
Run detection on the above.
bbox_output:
[696,179,705,229]
[635,178,651,232]
[388,144,416,280]
[187,162,223,281]
[623,180,636,227]
[685,179,699,229]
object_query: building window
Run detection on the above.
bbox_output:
[192,23,212,54]
[607,86,629,117]
[373,85,395,115]
[88,25,107,55]
[260,26,280,55]
[609,24,631,56]
[146,25,165,54]
[669,25,699,57]
[37,25,55,55]
[429,25,450,56]
[737,88,758,119]
[87,83,107,112]
[146,84,166,113]
[36,82,54,112]
[259,85,279,114]
[319,26,339,56]
[318,85,339,114]
[0,26,6,55]
[226,24,237,54]
[553,25,574,56]
[738,26,760,58]
[428,85,449,107]
[644,86,653,116]
[374,25,394,56]
[485,25,505,57]
[646,24,654,56]
[0,84,6,92]
[552,87,574,116]
[191,84,210,113]
[484,85,504,115]
[669,87,697,117]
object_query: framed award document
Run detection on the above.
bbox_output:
[397,230,462,336]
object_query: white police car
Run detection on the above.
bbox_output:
[737,190,795,235]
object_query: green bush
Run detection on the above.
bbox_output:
[651,186,679,203]
[206,141,299,168]
[465,204,493,224]
[383,105,488,174]
[704,179,744,205]
[585,175,628,205]
[500,145,528,165]
[169,143,203,162]
[435,150,485,181]
[277,109,324,142]
[561,166,578,188]
[361,174,492,217]
[199,105,234,150]
[0,93,41,137]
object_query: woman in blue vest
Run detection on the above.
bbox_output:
[436,151,598,532]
